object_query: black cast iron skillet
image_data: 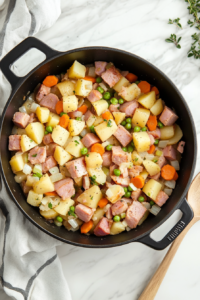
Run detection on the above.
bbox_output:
[0,37,197,249]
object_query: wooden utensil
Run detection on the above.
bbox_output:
[139,173,200,300]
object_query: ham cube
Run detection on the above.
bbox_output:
[109,104,120,113]
[111,200,128,216]
[68,110,82,119]
[125,201,147,229]
[131,190,142,201]
[113,125,132,147]
[94,217,112,236]
[9,135,21,151]
[84,110,94,122]
[111,175,130,186]
[13,112,30,128]
[177,141,185,154]
[65,157,87,179]
[21,181,32,194]
[112,146,128,165]
[40,93,59,113]
[148,133,155,146]
[95,61,107,76]
[87,90,102,103]
[163,145,176,161]
[155,191,169,207]
[54,178,75,200]
[150,172,160,180]
[102,151,112,167]
[36,84,51,103]
[81,133,100,148]
[46,143,57,157]
[157,156,167,168]
[120,100,139,117]
[42,156,57,173]
[101,66,122,87]
[28,146,46,164]
[83,174,90,190]
[75,204,93,222]
[43,133,53,145]
[149,128,161,139]
[128,165,143,178]
[27,113,38,124]
[106,207,113,219]
[159,106,178,126]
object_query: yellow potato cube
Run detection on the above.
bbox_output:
[143,179,162,200]
[68,60,86,79]
[25,122,45,144]
[63,95,78,113]
[106,185,125,203]
[167,124,183,145]
[113,112,126,125]
[132,151,143,165]
[10,154,24,173]
[143,160,160,176]
[92,208,105,227]
[74,177,83,187]
[118,83,141,101]
[77,185,103,209]
[54,146,72,166]
[95,120,118,142]
[46,112,60,128]
[140,170,149,180]
[86,114,96,127]
[160,126,174,140]
[40,209,58,219]
[113,76,130,92]
[65,137,84,157]
[26,175,40,187]
[36,107,50,123]
[110,222,126,235]
[133,132,151,152]
[54,199,74,216]
[57,80,75,97]
[52,125,70,146]
[75,79,93,97]
[132,108,150,128]
[85,152,103,168]
[27,190,43,207]
[92,100,108,116]
[150,99,163,116]
[87,167,106,185]
[68,119,85,136]
[93,116,104,126]
[20,135,38,152]
[33,174,55,194]
[138,91,156,109]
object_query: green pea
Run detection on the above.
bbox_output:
[121,120,126,126]
[60,112,67,117]
[135,81,140,85]
[134,126,140,132]
[138,196,145,202]
[113,215,121,222]
[154,139,159,145]
[33,173,42,178]
[122,147,127,152]
[46,126,53,133]
[128,186,133,192]
[126,118,132,123]
[150,200,155,206]
[118,98,124,104]
[110,98,118,105]
[141,127,147,131]
[124,187,128,193]
[127,145,134,153]
[70,206,75,212]
[106,144,112,151]
[103,92,111,100]
[125,123,132,130]
[90,125,95,133]
[125,191,131,198]
[96,77,102,83]
[158,121,164,128]
[76,117,82,121]
[114,169,121,176]
[97,86,104,94]
[56,216,63,223]
[44,131,48,135]
[81,147,88,155]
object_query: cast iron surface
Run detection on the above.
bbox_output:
[0,37,197,249]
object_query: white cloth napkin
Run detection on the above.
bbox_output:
[0,1,72,299]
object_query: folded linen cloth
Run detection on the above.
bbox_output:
[0,1,72,299]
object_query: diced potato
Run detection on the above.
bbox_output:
[20,135,38,152]
[106,185,125,203]
[68,60,86,79]
[74,177,83,187]
[113,76,130,92]
[119,83,141,101]
[132,108,150,128]
[113,112,126,125]
[57,80,75,97]
[138,91,156,109]
[33,174,55,194]
[133,132,151,152]
[46,112,60,128]
[40,209,58,219]
[140,170,149,180]
[93,100,108,116]
[110,222,126,235]
[95,120,118,142]
[93,116,104,126]
[106,135,120,146]
[63,95,78,113]
[160,126,174,140]
[54,199,74,216]
[75,79,92,97]
[26,175,39,187]
[36,107,50,123]
[143,179,162,200]
[132,151,143,165]
[52,125,70,146]
[14,171,27,183]
[167,125,183,145]
[150,99,163,116]
[87,167,106,185]
[102,166,109,175]
[77,185,103,209]
[10,154,24,173]
[143,160,160,176]
[68,119,85,136]
[86,114,96,127]
[54,146,72,166]
[25,122,45,144]
[92,208,105,227]
[85,152,103,168]
[65,137,84,158]
[27,190,43,207]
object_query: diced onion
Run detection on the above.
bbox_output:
[14,172,27,183]
[70,226,80,232]
[30,102,40,112]
[149,204,161,216]
[11,126,18,135]
[145,154,154,160]
[50,173,63,183]
[126,226,131,231]
[19,106,27,113]
[33,164,42,174]
[102,141,110,148]
[106,188,113,198]
[170,160,180,171]
[120,162,133,169]
[81,115,85,121]
[158,140,169,148]
[138,211,150,225]
[80,128,90,137]
[88,67,96,77]
[139,152,148,159]
[104,204,111,212]
[15,151,23,156]
[54,220,63,227]
[23,164,32,175]
[129,183,137,191]
[28,93,36,102]
[164,188,173,196]
[164,180,176,189]
[122,220,128,227]
[142,202,151,210]
[99,82,108,91]
[68,218,79,229]
[49,166,59,175]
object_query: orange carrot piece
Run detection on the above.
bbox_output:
[161,165,176,181]
[81,220,93,234]
[101,111,113,121]
[147,115,157,131]
[91,143,105,156]
[43,75,58,87]
[59,114,69,129]
[148,144,156,154]
[151,86,159,95]
[83,76,96,83]
[98,198,108,208]
[56,101,63,115]
[125,73,138,83]
[173,171,179,181]
[45,191,57,196]
[77,104,88,114]
[131,175,145,189]
[138,81,151,93]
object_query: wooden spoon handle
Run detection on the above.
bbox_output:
[138,217,197,300]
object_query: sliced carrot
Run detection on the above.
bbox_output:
[125,73,138,83]
[91,143,105,156]
[148,144,156,154]
[98,198,108,208]
[102,111,113,121]
[147,115,157,131]
[138,81,151,93]
[43,75,58,87]
[151,86,159,95]
[59,114,69,129]
[161,165,176,181]
[81,220,93,234]
[131,175,145,189]
[45,191,57,196]
[83,76,96,83]
[77,104,88,114]
[56,101,63,115]
[173,171,179,181]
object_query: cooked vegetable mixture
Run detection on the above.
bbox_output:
[9,60,185,236]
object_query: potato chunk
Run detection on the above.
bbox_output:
[76,185,103,209]
[33,174,55,194]
[132,108,150,128]
[85,152,103,168]
[138,91,156,109]
[46,112,60,128]
[20,135,38,152]
[68,119,85,136]
[106,185,125,203]
[10,154,24,173]
[65,136,84,157]
[63,95,78,113]
[113,112,126,125]
[92,208,105,227]
[27,190,43,207]
[110,222,126,235]
[68,60,86,79]
[57,80,75,97]
[143,160,160,176]
[36,107,50,123]
[54,199,74,216]
[132,151,143,166]
[52,125,70,146]
[113,76,130,92]
[143,179,162,200]
[150,98,163,116]
[54,146,72,166]
[160,126,174,140]
[133,132,150,152]
[75,79,92,97]
[87,167,106,185]
[25,122,45,144]
[95,120,118,142]
[167,124,183,145]
[40,209,58,219]
[26,175,40,187]
[119,83,141,101]
[93,100,108,116]
[93,116,104,126]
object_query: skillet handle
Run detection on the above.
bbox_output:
[138,199,193,250]
[0,37,60,89]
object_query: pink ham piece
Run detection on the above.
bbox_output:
[40,93,59,113]
[149,128,161,139]
[148,133,155,146]
[46,143,57,156]
[36,84,51,103]
[159,106,178,126]
[42,156,57,173]
[95,61,107,76]
[94,217,111,236]
[128,165,143,178]
[120,100,139,117]
[83,174,90,190]
[121,198,132,205]
[111,175,130,186]
[43,133,53,145]
[9,135,21,151]
[155,191,169,207]
[81,133,100,148]
[109,104,120,113]
[84,110,94,122]
[119,165,128,178]
[101,66,122,87]
[27,113,38,124]
[65,157,87,179]
[177,141,185,154]
[28,146,46,164]
[111,200,128,216]
[150,172,160,180]
[125,201,147,228]
[54,178,75,200]
[112,146,128,165]
[87,90,102,103]
[106,207,113,219]
[68,111,83,119]
[92,83,99,90]
[121,71,129,77]
[113,125,132,147]
[157,156,167,168]
[13,112,30,129]
[21,181,32,194]
[102,151,112,167]
[163,145,176,161]
[131,190,142,201]
[75,204,93,222]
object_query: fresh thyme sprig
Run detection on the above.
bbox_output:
[165,34,182,49]
[168,18,182,28]
[185,0,200,30]
[188,33,200,58]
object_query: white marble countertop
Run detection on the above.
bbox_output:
[2,0,200,299]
